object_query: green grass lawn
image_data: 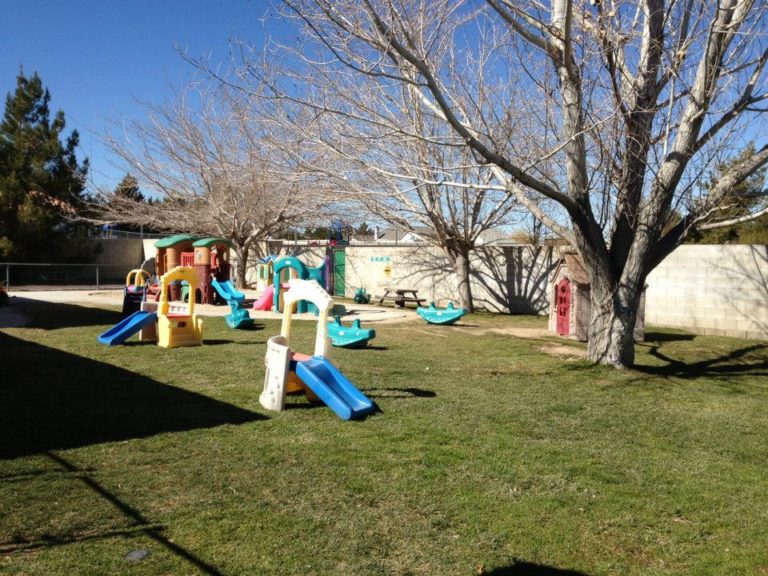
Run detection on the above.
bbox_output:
[1,299,767,576]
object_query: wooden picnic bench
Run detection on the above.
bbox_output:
[378,288,426,308]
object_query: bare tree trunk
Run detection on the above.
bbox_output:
[234,244,249,289]
[455,252,474,313]
[586,280,641,368]
[445,246,474,313]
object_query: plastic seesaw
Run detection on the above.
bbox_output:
[416,302,466,325]
[328,316,376,348]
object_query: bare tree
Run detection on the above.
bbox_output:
[92,85,327,287]
[233,0,768,367]
[267,69,525,311]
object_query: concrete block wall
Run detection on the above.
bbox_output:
[89,238,146,269]
[235,242,555,315]
[646,245,768,340]
[342,244,559,314]
[344,245,450,304]
[230,241,768,341]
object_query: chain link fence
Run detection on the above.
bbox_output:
[87,227,165,240]
[1,263,129,291]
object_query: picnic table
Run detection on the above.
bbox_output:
[378,288,426,308]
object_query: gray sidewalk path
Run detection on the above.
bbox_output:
[5,289,419,324]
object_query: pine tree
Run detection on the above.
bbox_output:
[0,71,90,261]
[108,173,148,233]
[690,144,768,244]
[113,173,144,203]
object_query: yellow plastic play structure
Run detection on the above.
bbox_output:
[125,268,150,288]
[157,266,203,348]
[255,260,274,288]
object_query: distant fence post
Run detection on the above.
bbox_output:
[96,266,100,290]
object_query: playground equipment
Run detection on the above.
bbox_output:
[97,310,157,346]
[122,269,150,316]
[254,258,275,291]
[272,256,331,314]
[328,316,376,348]
[353,287,371,304]
[157,266,203,348]
[211,278,245,301]
[211,278,254,329]
[139,301,158,342]
[417,302,466,325]
[154,234,233,304]
[260,278,375,420]
[155,235,196,301]
[98,266,204,347]
[157,266,204,347]
[252,284,275,311]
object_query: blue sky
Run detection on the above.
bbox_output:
[0,0,295,190]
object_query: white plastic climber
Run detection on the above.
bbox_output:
[279,278,333,359]
[260,335,291,411]
[259,278,335,412]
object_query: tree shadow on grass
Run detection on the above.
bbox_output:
[633,342,768,380]
[362,387,436,399]
[5,297,123,330]
[2,452,227,575]
[120,340,157,347]
[202,339,268,346]
[482,559,589,575]
[0,332,265,460]
[209,322,265,333]
[643,330,697,343]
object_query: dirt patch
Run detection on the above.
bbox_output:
[488,327,551,338]
[452,326,551,338]
[538,344,586,358]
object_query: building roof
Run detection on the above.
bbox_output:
[374,226,432,242]
[155,234,197,249]
[192,237,232,249]
[476,228,511,244]
[562,253,590,285]
[374,226,514,244]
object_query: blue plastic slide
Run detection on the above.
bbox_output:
[211,278,254,329]
[211,278,245,302]
[97,311,157,346]
[295,357,376,420]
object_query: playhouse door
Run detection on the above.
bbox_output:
[333,250,346,296]
[556,279,570,335]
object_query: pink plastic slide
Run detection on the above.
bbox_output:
[252,284,275,310]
